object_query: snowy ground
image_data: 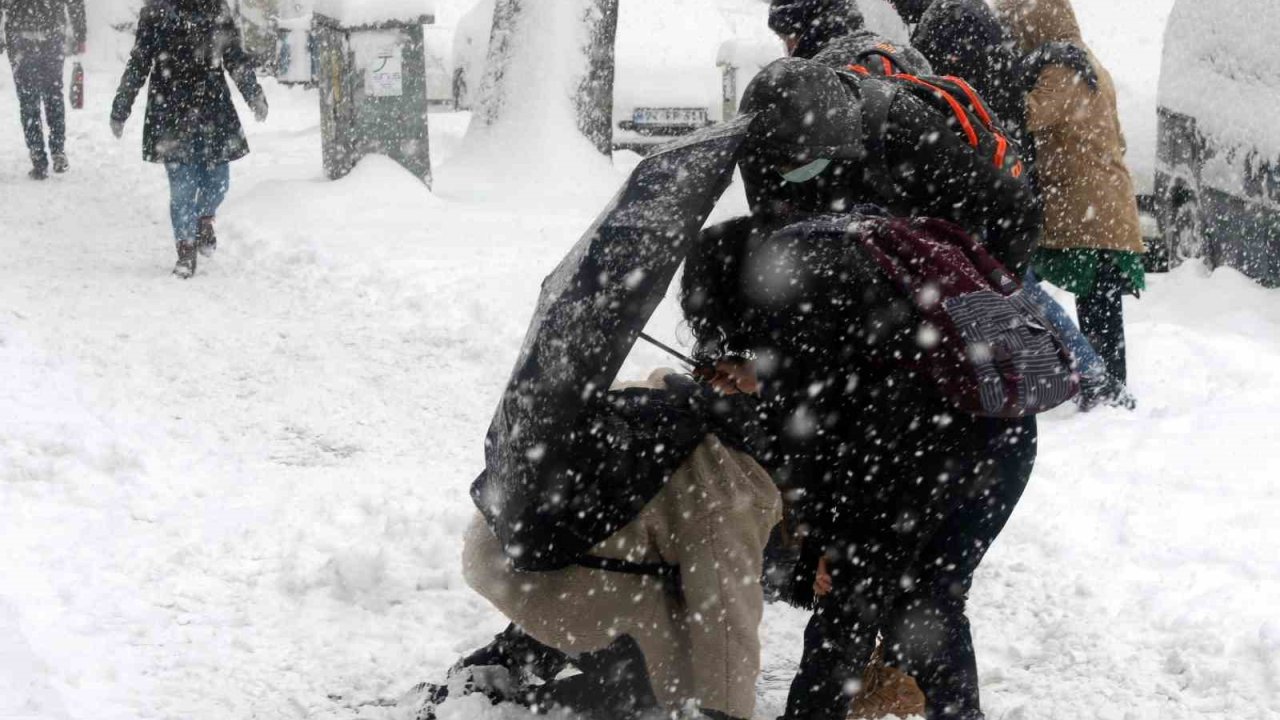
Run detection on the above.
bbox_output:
[2,4,1279,720]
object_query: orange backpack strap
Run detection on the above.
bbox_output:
[889,74,981,148]
[937,76,1017,172]
[859,43,906,77]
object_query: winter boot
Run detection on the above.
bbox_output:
[525,636,660,719]
[28,150,48,180]
[52,153,69,174]
[455,624,571,684]
[173,241,198,279]
[197,216,217,257]
[403,665,521,720]
[1077,373,1136,412]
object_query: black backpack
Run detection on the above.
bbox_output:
[844,42,1026,183]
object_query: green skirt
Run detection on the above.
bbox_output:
[1031,248,1147,296]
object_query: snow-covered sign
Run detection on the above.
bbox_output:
[367,46,405,97]
[313,0,435,27]
[348,31,408,97]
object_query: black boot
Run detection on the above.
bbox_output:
[173,241,198,279]
[1078,373,1136,411]
[405,665,520,720]
[197,216,217,257]
[52,153,69,174]
[406,626,572,720]
[526,636,660,719]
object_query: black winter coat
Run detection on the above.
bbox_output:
[684,214,1028,560]
[111,0,263,165]
[0,0,86,45]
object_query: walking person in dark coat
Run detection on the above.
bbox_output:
[0,0,86,179]
[110,0,267,279]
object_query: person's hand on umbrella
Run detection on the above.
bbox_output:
[696,356,759,396]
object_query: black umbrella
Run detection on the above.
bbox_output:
[472,114,757,571]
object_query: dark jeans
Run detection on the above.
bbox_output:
[1076,260,1129,384]
[6,34,66,168]
[783,416,1037,720]
[165,162,230,245]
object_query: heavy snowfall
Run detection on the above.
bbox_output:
[0,0,1277,719]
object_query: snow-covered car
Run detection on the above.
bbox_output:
[1151,0,1280,284]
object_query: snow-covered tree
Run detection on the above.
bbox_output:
[473,0,620,156]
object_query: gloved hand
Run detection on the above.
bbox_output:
[75,39,86,55]
[1019,41,1099,94]
[110,118,125,139]
[251,94,268,122]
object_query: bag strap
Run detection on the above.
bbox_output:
[847,72,897,206]
[849,64,1024,178]
[577,554,681,586]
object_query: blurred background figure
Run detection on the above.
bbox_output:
[0,0,86,179]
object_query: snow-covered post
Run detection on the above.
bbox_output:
[474,0,620,157]
[313,0,436,183]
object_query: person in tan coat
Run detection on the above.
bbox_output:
[995,0,1145,389]
[415,368,781,720]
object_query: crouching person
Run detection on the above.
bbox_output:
[419,368,781,720]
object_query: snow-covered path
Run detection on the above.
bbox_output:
[3,46,1279,720]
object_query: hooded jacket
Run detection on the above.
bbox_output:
[111,0,264,165]
[898,0,1024,127]
[995,0,1143,253]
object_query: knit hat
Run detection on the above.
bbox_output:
[768,0,865,59]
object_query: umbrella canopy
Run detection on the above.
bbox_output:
[473,114,757,571]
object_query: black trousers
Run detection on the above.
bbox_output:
[1076,260,1129,384]
[782,416,1037,720]
[7,34,66,168]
